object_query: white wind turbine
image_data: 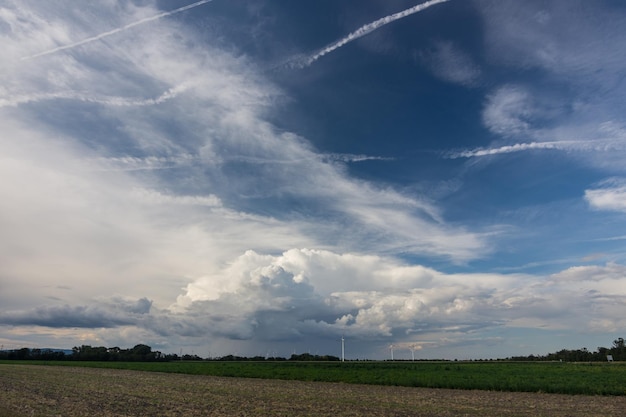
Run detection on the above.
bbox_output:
[341,336,345,362]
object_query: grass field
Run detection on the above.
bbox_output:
[3,360,626,396]
[2,364,626,416]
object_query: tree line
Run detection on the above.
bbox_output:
[507,337,626,362]
[2,337,625,362]
[0,344,340,362]
[0,344,171,362]
[219,353,340,362]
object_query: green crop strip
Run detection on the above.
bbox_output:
[3,360,626,396]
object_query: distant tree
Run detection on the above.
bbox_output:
[220,355,238,361]
[289,353,340,361]
[13,348,31,360]
[131,344,151,355]
[71,345,112,361]
[611,338,626,361]
[596,346,609,361]
[290,353,315,361]
[130,344,153,360]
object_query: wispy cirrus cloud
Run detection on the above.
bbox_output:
[477,0,626,80]
[86,154,200,172]
[482,85,534,137]
[469,1,626,172]
[419,40,481,86]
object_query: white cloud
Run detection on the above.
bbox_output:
[469,0,626,173]
[161,248,511,342]
[482,85,533,136]
[585,180,626,213]
[20,0,215,61]
[172,249,626,342]
[552,263,626,283]
[6,0,625,359]
[7,0,482,261]
[87,154,200,172]
[420,40,481,86]
[4,241,626,355]
[0,0,487,338]
[477,0,626,80]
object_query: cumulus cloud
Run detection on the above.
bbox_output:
[171,249,489,341]
[4,245,626,354]
[168,249,626,345]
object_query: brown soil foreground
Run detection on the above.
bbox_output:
[1,364,625,416]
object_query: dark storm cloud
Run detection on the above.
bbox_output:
[0,298,152,328]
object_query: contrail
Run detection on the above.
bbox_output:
[293,0,450,68]
[0,85,189,108]
[88,154,200,172]
[447,139,626,159]
[322,153,395,163]
[21,0,215,60]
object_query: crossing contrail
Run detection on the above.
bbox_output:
[293,0,450,68]
[21,0,215,60]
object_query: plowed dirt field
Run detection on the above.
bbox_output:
[1,364,625,416]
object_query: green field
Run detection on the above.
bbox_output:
[4,360,626,396]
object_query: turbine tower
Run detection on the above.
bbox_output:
[341,336,345,362]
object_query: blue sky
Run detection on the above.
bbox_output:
[2,0,626,360]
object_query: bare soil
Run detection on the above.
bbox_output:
[1,364,625,416]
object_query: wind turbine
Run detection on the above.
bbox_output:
[341,336,345,362]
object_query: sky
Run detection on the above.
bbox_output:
[1,0,626,360]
